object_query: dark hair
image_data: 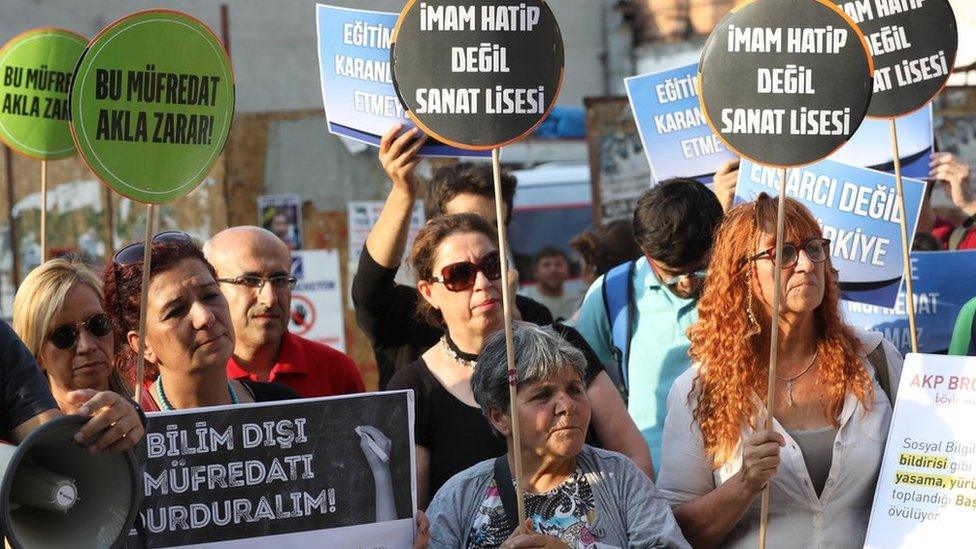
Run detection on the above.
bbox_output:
[103,239,216,384]
[533,246,568,268]
[570,219,641,277]
[633,178,723,267]
[913,232,942,251]
[409,213,498,328]
[424,163,517,225]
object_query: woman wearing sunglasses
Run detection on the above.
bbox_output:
[12,257,144,449]
[104,232,297,411]
[657,195,903,548]
[390,213,650,509]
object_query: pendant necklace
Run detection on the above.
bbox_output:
[776,351,818,407]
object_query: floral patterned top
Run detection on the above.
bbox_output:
[466,466,610,548]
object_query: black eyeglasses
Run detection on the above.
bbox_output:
[217,274,297,291]
[113,231,192,266]
[48,314,113,350]
[430,250,502,292]
[746,237,831,269]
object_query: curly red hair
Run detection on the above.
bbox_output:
[688,193,873,467]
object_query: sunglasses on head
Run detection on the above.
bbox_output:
[49,313,112,350]
[430,250,502,292]
[113,231,193,266]
[746,237,831,269]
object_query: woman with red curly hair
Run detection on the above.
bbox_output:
[657,194,902,548]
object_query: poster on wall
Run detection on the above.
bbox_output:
[290,249,345,352]
[346,200,425,309]
[259,194,303,251]
[583,96,651,224]
[132,391,416,547]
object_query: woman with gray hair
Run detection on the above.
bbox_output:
[425,323,689,548]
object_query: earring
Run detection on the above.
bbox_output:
[745,269,761,336]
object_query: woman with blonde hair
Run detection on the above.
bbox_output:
[11,256,144,450]
[657,194,902,548]
[14,257,131,410]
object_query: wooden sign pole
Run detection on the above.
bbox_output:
[888,118,919,353]
[133,203,156,404]
[758,166,789,549]
[39,160,47,262]
[492,147,526,524]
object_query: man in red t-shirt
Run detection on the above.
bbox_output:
[205,226,364,397]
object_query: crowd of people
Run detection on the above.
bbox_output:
[2,119,975,547]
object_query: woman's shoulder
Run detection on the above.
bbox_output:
[670,364,700,399]
[578,444,644,474]
[240,380,300,402]
[427,457,495,513]
[850,326,886,356]
[387,359,436,392]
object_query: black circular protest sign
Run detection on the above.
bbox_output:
[390,0,564,150]
[832,0,957,117]
[698,0,873,167]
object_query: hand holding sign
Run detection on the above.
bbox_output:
[391,0,565,525]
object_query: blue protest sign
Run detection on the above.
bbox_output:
[843,251,976,354]
[736,158,925,308]
[624,63,736,185]
[830,103,933,179]
[315,4,487,157]
[627,62,933,185]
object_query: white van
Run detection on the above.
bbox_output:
[509,162,593,290]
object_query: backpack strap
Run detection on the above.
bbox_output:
[866,342,891,398]
[948,225,969,250]
[493,455,519,533]
[601,260,636,392]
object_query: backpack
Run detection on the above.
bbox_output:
[601,260,636,399]
[866,341,892,398]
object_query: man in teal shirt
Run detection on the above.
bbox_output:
[576,179,724,471]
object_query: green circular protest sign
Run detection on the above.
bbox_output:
[70,10,234,204]
[0,28,86,159]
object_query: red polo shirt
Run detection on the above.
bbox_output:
[932,216,976,250]
[226,332,365,398]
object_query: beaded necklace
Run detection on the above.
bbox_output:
[155,378,239,411]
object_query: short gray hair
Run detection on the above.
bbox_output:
[472,322,587,435]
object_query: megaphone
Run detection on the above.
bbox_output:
[0,415,141,548]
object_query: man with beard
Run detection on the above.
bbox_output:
[205,226,364,397]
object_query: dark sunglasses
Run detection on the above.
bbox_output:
[49,313,113,350]
[430,250,502,292]
[113,231,192,266]
[746,237,831,269]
